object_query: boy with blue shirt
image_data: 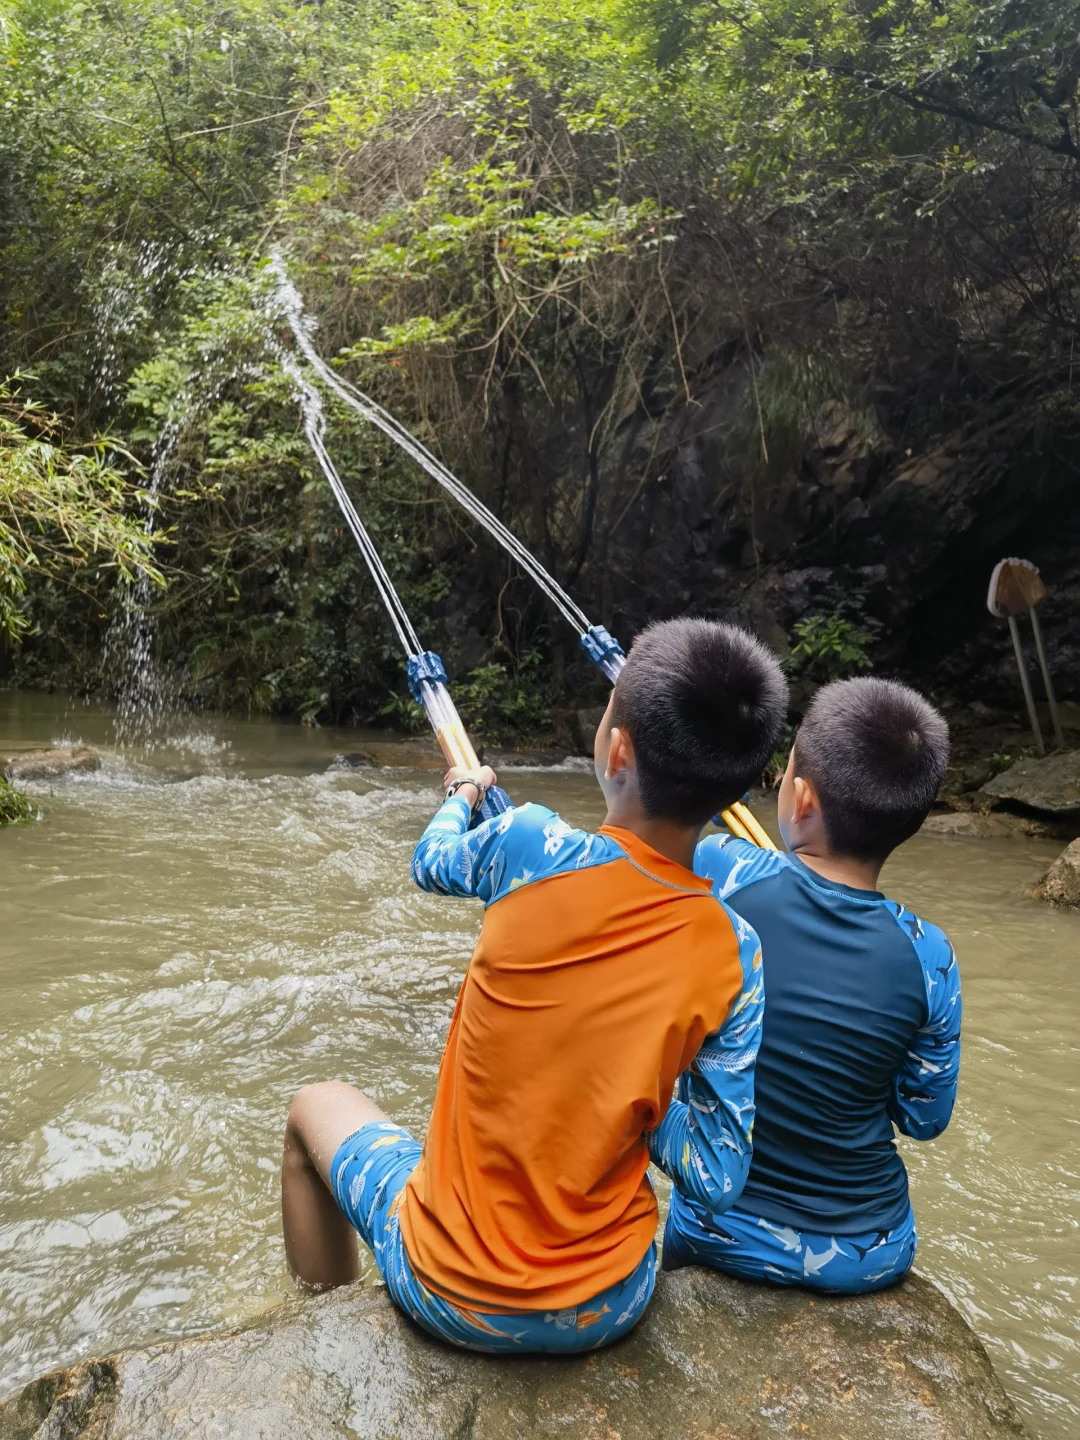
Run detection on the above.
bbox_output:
[665,676,960,1293]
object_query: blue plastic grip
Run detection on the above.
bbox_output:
[406,650,448,703]
[580,625,624,670]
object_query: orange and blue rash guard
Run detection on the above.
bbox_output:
[398,796,764,1312]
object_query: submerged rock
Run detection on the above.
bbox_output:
[981,750,1080,815]
[2,746,101,782]
[0,1268,1025,1440]
[1032,838,1080,907]
[922,810,1016,839]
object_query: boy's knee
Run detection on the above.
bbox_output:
[288,1079,357,1117]
[283,1081,388,1176]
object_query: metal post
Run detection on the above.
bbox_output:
[1028,608,1065,749]
[1008,615,1044,754]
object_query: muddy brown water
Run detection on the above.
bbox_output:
[0,690,1077,1438]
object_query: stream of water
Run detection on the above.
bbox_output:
[0,689,1077,1437]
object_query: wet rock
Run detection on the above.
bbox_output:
[0,1268,1025,1440]
[922,811,1016,839]
[481,747,571,769]
[569,705,606,756]
[1031,838,1080,907]
[940,759,996,797]
[1,746,101,781]
[328,750,376,769]
[981,750,1080,814]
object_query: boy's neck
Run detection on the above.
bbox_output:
[789,844,883,894]
[602,808,700,872]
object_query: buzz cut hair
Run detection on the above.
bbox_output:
[611,618,788,827]
[794,677,949,863]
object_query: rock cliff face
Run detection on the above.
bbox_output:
[587,381,1080,707]
[0,1269,1025,1440]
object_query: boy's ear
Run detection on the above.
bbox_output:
[792,772,819,824]
[606,725,635,781]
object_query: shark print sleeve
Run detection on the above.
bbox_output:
[410,798,616,906]
[647,907,764,1213]
[886,909,962,1141]
[694,832,788,900]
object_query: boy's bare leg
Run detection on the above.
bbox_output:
[281,1081,389,1289]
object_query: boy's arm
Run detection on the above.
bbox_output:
[410,794,517,901]
[646,912,763,1213]
[411,797,595,904]
[887,918,962,1141]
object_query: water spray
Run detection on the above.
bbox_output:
[273,257,773,848]
[284,355,510,821]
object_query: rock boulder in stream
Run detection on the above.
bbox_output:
[981,749,1080,815]
[0,1269,1025,1440]
[1,746,100,781]
[1032,838,1080,907]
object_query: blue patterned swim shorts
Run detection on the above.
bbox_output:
[664,1187,917,1294]
[330,1120,656,1353]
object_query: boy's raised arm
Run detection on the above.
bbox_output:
[647,915,764,1213]
[410,795,516,900]
[887,919,962,1141]
[411,797,591,904]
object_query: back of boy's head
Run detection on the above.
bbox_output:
[611,618,788,827]
[795,677,949,863]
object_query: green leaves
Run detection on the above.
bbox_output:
[786,611,876,684]
[0,377,161,643]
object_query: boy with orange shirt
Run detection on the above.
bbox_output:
[280,618,787,1352]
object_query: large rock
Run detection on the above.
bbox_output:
[1032,838,1080,906]
[1,746,101,781]
[981,749,1080,814]
[0,1268,1024,1440]
[569,705,606,756]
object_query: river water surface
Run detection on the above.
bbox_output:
[0,690,1077,1438]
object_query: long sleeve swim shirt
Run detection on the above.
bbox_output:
[693,835,962,1233]
[398,797,764,1311]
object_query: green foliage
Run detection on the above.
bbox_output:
[786,610,876,684]
[0,775,37,825]
[454,653,551,745]
[0,378,161,642]
[0,0,1076,728]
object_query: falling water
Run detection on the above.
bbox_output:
[103,421,181,747]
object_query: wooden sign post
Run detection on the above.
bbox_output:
[986,558,1064,754]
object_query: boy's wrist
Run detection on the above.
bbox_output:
[444,775,486,813]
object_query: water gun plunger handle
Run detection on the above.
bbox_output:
[407,652,512,825]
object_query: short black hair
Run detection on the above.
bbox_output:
[611,618,788,827]
[794,677,949,862]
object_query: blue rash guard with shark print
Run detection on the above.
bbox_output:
[685,836,962,1236]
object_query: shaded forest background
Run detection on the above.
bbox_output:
[1,0,1078,742]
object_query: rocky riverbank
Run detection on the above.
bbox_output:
[0,1268,1025,1440]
